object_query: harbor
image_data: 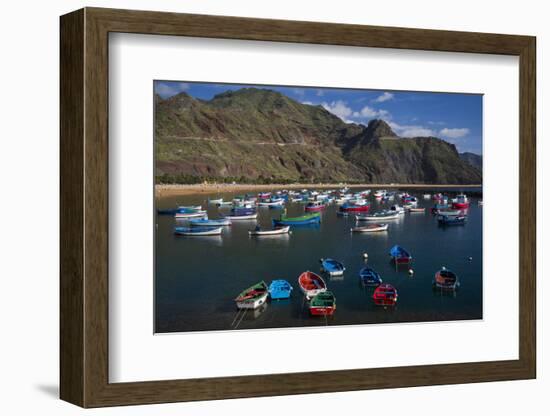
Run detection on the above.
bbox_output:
[155,187,483,333]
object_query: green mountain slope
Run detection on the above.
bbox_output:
[155,88,482,184]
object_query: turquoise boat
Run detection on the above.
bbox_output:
[272,212,321,226]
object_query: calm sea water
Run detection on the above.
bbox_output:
[155,188,482,333]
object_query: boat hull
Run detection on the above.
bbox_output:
[351,224,388,232]
[236,292,268,309]
[309,306,336,316]
[249,226,290,236]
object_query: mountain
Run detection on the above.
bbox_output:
[155,88,481,184]
[460,152,483,172]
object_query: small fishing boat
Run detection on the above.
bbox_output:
[258,199,285,207]
[298,271,327,299]
[351,223,389,233]
[356,211,399,221]
[433,267,460,290]
[158,205,203,215]
[320,258,345,276]
[339,202,370,213]
[304,201,326,212]
[224,212,258,220]
[273,212,321,226]
[174,210,208,219]
[268,280,293,300]
[174,226,222,236]
[372,283,398,306]
[438,215,467,226]
[408,207,426,213]
[359,267,383,286]
[188,217,232,227]
[258,192,271,199]
[208,198,223,204]
[248,225,290,236]
[452,194,470,209]
[423,193,431,199]
[217,201,234,206]
[390,245,413,264]
[309,291,336,316]
[235,281,269,309]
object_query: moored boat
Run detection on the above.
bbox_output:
[438,215,467,226]
[235,281,269,309]
[224,212,258,220]
[188,217,232,227]
[372,283,398,306]
[298,271,327,299]
[304,201,326,212]
[356,211,399,221]
[390,245,412,264]
[339,202,370,213]
[174,226,223,236]
[174,210,208,219]
[268,280,293,299]
[309,291,336,316]
[433,267,460,290]
[272,212,321,226]
[359,267,383,286]
[248,225,290,236]
[408,207,426,213]
[351,223,389,232]
[452,194,470,209]
[320,258,345,276]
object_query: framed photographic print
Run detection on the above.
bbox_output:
[60,7,536,408]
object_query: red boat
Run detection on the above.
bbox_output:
[452,194,470,209]
[298,271,327,299]
[339,203,370,213]
[305,201,326,212]
[372,283,398,306]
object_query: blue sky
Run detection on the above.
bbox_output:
[155,80,483,154]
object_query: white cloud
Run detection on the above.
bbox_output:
[154,82,189,98]
[352,106,390,119]
[439,127,470,139]
[428,120,445,126]
[389,122,435,138]
[321,100,353,120]
[372,92,394,103]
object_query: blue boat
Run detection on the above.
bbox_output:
[268,280,293,299]
[438,215,467,226]
[157,205,201,215]
[320,258,345,276]
[188,218,232,227]
[359,267,383,286]
[390,245,412,264]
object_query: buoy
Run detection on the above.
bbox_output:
[468,256,473,261]
[408,268,414,275]
[363,252,369,259]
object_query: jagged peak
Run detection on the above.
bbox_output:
[364,119,397,139]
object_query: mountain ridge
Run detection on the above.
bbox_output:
[155,88,482,184]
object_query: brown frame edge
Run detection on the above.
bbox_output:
[60,7,536,408]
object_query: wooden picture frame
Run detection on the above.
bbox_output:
[60,7,536,408]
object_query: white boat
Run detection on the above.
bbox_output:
[257,200,285,207]
[423,194,431,199]
[208,198,223,204]
[217,201,233,206]
[351,223,389,232]
[356,211,400,221]
[408,207,426,213]
[437,209,462,216]
[223,212,258,220]
[248,226,290,236]
[174,210,208,219]
[174,226,222,236]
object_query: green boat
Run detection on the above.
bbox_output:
[309,291,336,316]
[272,212,321,226]
[234,281,269,310]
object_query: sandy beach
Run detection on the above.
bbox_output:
[155,183,482,197]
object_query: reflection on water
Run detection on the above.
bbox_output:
[155,188,483,333]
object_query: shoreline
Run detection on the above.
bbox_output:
[155,183,482,197]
